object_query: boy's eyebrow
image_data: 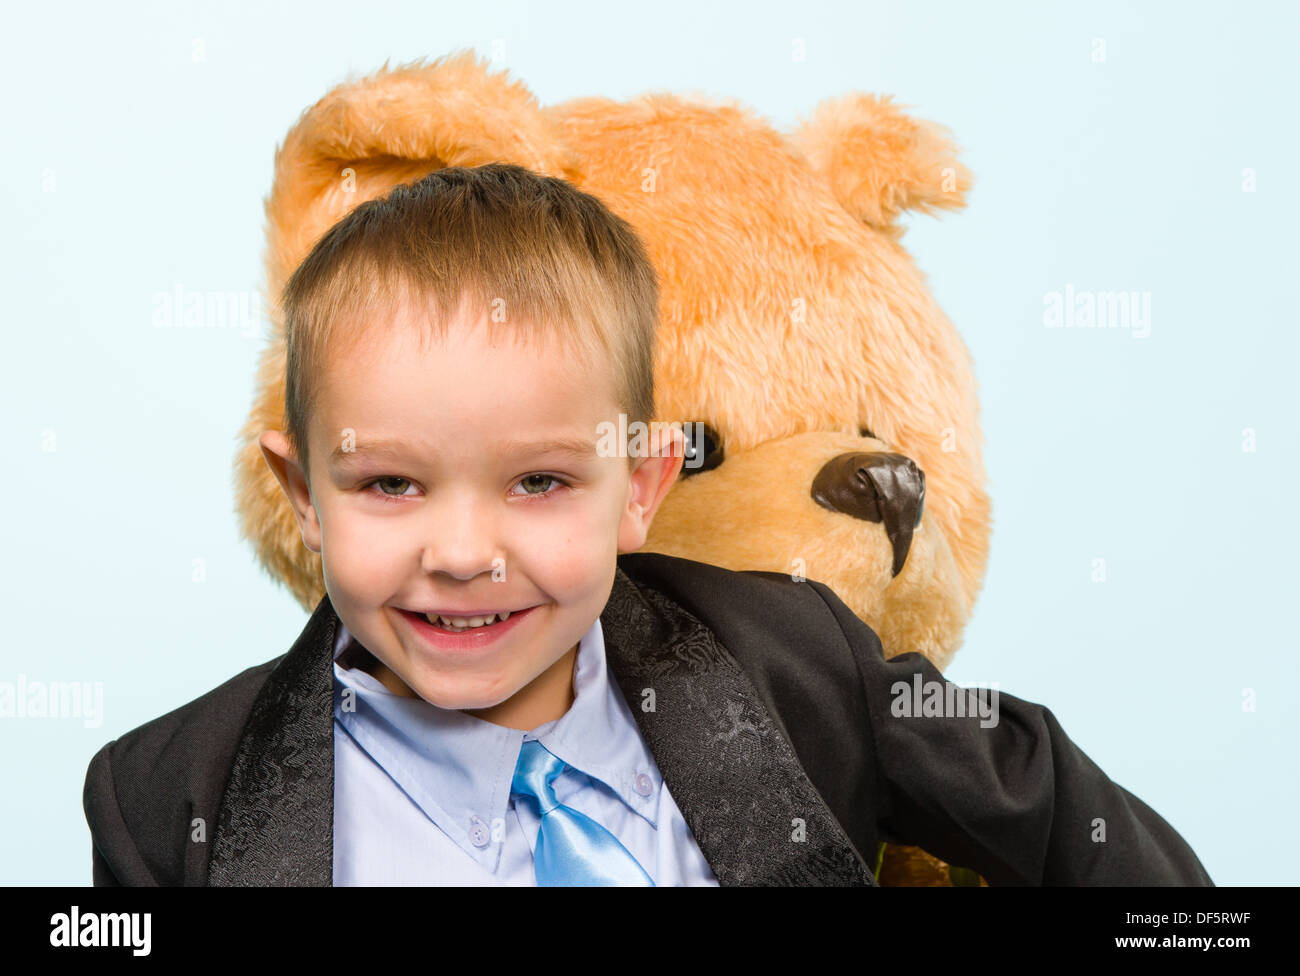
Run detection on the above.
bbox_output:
[328,435,599,466]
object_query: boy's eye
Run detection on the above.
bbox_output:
[369,476,415,498]
[511,474,566,498]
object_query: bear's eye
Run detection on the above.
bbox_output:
[681,422,724,477]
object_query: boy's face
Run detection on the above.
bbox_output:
[260,300,681,731]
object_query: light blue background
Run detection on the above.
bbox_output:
[2,0,1294,885]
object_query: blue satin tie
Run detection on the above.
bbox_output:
[510,739,655,886]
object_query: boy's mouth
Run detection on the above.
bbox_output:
[395,605,539,650]
[399,606,532,633]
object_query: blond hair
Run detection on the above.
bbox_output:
[280,163,659,481]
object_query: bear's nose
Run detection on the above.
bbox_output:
[810,452,925,577]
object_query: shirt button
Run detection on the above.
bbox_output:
[633,772,653,797]
[468,819,490,848]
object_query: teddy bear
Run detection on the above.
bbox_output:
[233,50,992,886]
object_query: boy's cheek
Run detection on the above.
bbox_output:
[512,529,614,597]
[321,535,399,610]
[320,510,405,566]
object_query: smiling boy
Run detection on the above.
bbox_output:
[83,163,1213,887]
[258,298,677,733]
[250,164,715,884]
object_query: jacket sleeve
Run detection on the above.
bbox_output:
[83,741,159,886]
[805,579,1214,886]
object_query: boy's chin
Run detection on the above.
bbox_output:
[401,674,516,714]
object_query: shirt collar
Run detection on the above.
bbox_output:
[331,611,663,873]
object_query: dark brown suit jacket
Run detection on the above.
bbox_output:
[82,552,1214,886]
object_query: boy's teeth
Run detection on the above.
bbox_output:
[423,610,512,629]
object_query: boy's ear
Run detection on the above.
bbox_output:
[617,424,685,554]
[259,430,323,554]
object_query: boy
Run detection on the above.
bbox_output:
[83,164,1212,886]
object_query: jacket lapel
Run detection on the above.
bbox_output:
[600,565,877,886]
[207,595,336,886]
[208,566,875,886]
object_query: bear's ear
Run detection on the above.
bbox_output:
[262,48,575,308]
[791,93,972,234]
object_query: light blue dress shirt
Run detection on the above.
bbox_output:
[331,613,720,886]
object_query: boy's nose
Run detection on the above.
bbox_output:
[810,452,925,578]
[420,540,503,580]
[418,509,504,580]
